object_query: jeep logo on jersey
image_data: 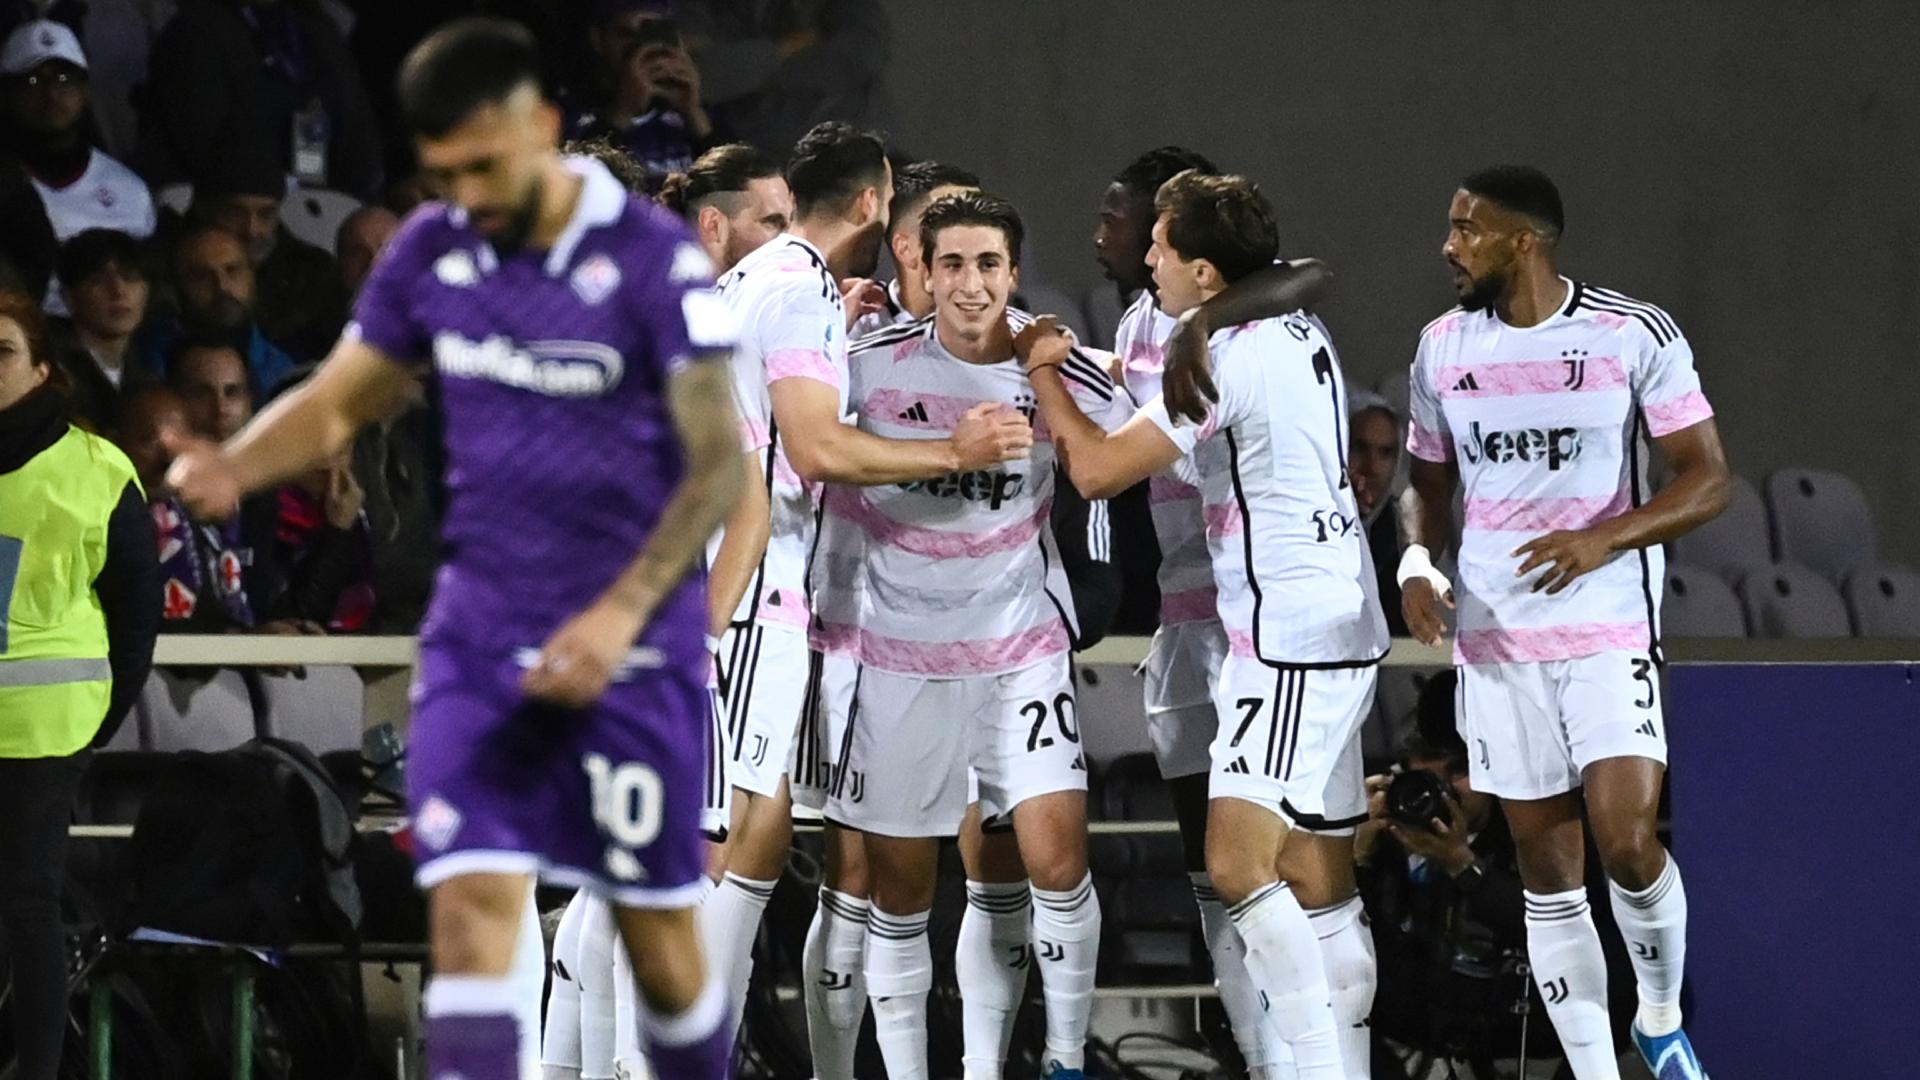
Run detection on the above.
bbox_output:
[1460,420,1582,470]
[432,332,625,397]
[900,469,1026,508]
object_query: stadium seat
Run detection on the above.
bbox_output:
[1096,754,1196,975]
[1842,563,1920,638]
[1661,564,1748,638]
[1735,562,1852,639]
[280,187,364,255]
[1764,467,1878,583]
[1669,474,1770,584]
[135,668,258,752]
[256,667,366,754]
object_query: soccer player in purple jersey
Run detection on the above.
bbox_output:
[164,19,742,1080]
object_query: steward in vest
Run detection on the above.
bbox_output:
[0,289,157,1080]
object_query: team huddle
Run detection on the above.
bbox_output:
[164,17,1730,1080]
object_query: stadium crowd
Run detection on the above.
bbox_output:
[0,4,1774,1080]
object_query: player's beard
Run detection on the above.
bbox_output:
[1457,263,1509,312]
[845,218,888,279]
[487,176,546,256]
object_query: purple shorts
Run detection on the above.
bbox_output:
[407,642,708,907]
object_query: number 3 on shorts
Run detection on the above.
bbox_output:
[583,753,664,848]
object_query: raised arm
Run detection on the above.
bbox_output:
[165,336,419,520]
[770,376,1030,486]
[1162,258,1334,423]
[523,358,747,706]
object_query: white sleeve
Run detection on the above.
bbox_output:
[1405,335,1453,462]
[1636,330,1715,437]
[759,274,845,390]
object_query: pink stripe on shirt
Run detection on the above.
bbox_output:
[1407,420,1453,462]
[1150,476,1198,504]
[1160,587,1219,625]
[1125,341,1166,375]
[827,487,1049,559]
[766,348,842,389]
[1203,501,1244,540]
[1456,621,1651,663]
[739,415,770,452]
[1435,356,1626,397]
[1464,489,1631,533]
[814,619,1068,676]
[1643,391,1714,437]
[749,587,810,628]
[863,388,983,431]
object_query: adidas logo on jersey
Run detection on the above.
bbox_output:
[1226,757,1251,774]
[897,401,931,423]
[1635,719,1658,737]
[1453,373,1481,392]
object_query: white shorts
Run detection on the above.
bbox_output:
[700,679,731,840]
[714,623,814,800]
[792,649,858,812]
[1208,656,1376,834]
[1458,649,1668,800]
[826,653,1087,837]
[1143,619,1230,780]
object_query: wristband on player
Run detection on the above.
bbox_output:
[1027,361,1066,376]
[1396,543,1453,596]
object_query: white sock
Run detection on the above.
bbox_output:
[1307,894,1375,1080]
[1029,874,1101,1071]
[1525,889,1621,1080]
[1191,873,1288,1071]
[542,892,590,1074]
[1608,854,1688,1037]
[576,895,620,1079]
[510,887,548,1080]
[957,880,1032,1080]
[803,888,871,1080]
[865,907,932,1080]
[700,872,776,1036]
[612,942,642,1071]
[1227,881,1344,1080]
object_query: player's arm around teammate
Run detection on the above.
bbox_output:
[1159,258,1334,422]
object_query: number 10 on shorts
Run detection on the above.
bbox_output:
[584,753,665,849]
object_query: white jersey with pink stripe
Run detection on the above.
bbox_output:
[1145,312,1389,667]
[711,234,849,630]
[813,315,1132,677]
[1115,290,1219,624]
[1405,277,1715,665]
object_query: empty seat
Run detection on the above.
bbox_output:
[136,668,258,752]
[1661,564,1748,638]
[1736,562,1851,639]
[1842,563,1920,638]
[1669,475,1770,584]
[257,667,365,754]
[1765,468,1877,582]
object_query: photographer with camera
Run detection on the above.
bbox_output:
[569,1,728,190]
[1356,671,1547,1078]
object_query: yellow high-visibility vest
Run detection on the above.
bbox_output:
[0,426,137,758]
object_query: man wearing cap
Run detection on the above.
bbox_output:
[0,19,155,298]
[190,151,346,364]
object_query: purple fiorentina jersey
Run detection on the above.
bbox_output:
[349,158,737,680]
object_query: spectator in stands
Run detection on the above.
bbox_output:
[568,0,722,189]
[167,334,252,442]
[140,0,382,199]
[0,288,158,1080]
[269,444,375,632]
[0,153,56,302]
[0,20,156,252]
[190,150,344,361]
[115,380,184,493]
[334,204,399,296]
[679,0,894,156]
[138,223,298,395]
[351,376,436,633]
[1350,391,1410,636]
[47,227,151,433]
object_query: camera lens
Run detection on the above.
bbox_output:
[1387,770,1451,831]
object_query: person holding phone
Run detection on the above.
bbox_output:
[570,0,727,188]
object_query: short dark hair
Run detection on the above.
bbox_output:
[888,160,981,237]
[1152,170,1278,285]
[563,136,651,193]
[785,121,888,220]
[1114,145,1218,201]
[918,191,1024,271]
[658,143,783,217]
[1461,165,1565,239]
[164,329,248,385]
[397,17,545,139]
[57,229,147,290]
